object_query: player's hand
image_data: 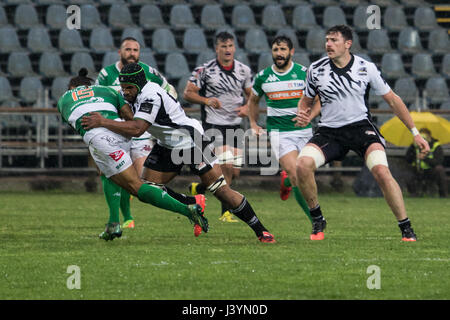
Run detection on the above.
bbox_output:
[235,105,249,118]
[250,123,265,136]
[414,134,430,156]
[293,108,311,127]
[81,112,104,129]
[206,97,222,109]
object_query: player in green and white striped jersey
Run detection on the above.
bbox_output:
[57,70,207,240]
[96,37,177,230]
[248,36,321,225]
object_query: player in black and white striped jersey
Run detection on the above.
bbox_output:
[294,25,429,242]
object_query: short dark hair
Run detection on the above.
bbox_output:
[68,68,93,89]
[271,35,293,50]
[120,36,140,48]
[326,25,353,42]
[215,31,234,45]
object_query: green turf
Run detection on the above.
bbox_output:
[0,190,448,300]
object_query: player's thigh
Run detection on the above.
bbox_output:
[141,168,178,185]
[109,166,143,196]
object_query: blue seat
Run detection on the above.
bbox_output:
[394,77,418,105]
[306,27,326,55]
[46,4,66,30]
[139,48,157,68]
[425,77,449,105]
[441,54,450,79]
[19,77,44,105]
[108,4,135,29]
[262,5,287,31]
[398,28,423,54]
[0,6,8,27]
[381,53,408,80]
[414,7,439,31]
[384,6,408,32]
[183,28,208,54]
[51,77,71,101]
[170,4,197,30]
[27,26,54,53]
[292,5,318,31]
[244,28,270,54]
[7,52,35,77]
[367,29,393,54]
[152,28,179,54]
[39,52,68,78]
[275,28,302,52]
[0,76,14,103]
[89,27,115,53]
[121,27,146,48]
[164,53,190,80]
[411,53,437,79]
[139,4,166,29]
[14,4,40,30]
[80,4,103,30]
[70,52,96,76]
[427,28,450,54]
[323,6,347,29]
[231,5,257,31]
[201,5,227,31]
[257,52,273,71]
[58,29,87,53]
[0,26,23,53]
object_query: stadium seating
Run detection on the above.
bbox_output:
[89,27,116,54]
[411,53,437,79]
[257,52,274,71]
[427,28,450,55]
[0,26,23,53]
[170,4,197,30]
[0,77,15,103]
[292,5,318,31]
[367,29,393,54]
[51,76,71,101]
[164,53,190,80]
[58,29,87,53]
[275,28,302,52]
[0,6,8,27]
[293,52,311,67]
[152,28,179,54]
[7,52,35,77]
[70,52,96,76]
[398,28,423,54]
[414,6,440,31]
[381,53,408,80]
[261,5,287,31]
[80,4,104,30]
[425,77,450,106]
[306,27,326,55]
[442,54,450,79]
[102,51,118,68]
[196,49,216,66]
[201,5,228,31]
[231,5,257,30]
[139,48,158,68]
[384,6,408,32]
[27,27,54,53]
[14,4,40,30]
[394,77,418,105]
[183,28,208,54]
[39,52,68,78]
[244,28,270,54]
[139,4,167,29]
[353,5,369,32]
[19,77,44,105]
[46,5,67,30]
[235,50,250,66]
[108,4,135,29]
[121,27,146,48]
[323,6,347,29]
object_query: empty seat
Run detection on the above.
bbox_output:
[275,28,301,52]
[367,29,392,54]
[139,4,166,29]
[80,4,103,30]
[70,52,96,76]
[323,6,347,29]
[306,27,326,55]
[398,28,423,54]
[58,29,87,53]
[121,27,146,48]
[196,49,216,66]
[164,53,190,80]
[411,53,437,79]
[384,6,408,32]
[27,26,54,53]
[39,52,67,78]
[425,77,450,105]
[235,50,250,66]
[357,53,372,62]
[371,0,398,6]
[19,77,44,105]
[310,0,338,6]
[292,5,318,31]
[7,52,35,77]
[170,4,197,30]
[152,28,179,54]
[89,27,115,53]
[351,32,364,53]
[293,52,311,67]
[381,53,408,80]
[176,74,191,105]
[244,28,270,54]
[262,5,287,31]
[414,7,439,31]
[183,28,208,54]
[0,77,14,103]
[399,0,430,7]
[108,4,134,29]
[102,51,117,68]
[14,4,40,30]
[394,77,418,105]
[442,54,450,79]
[353,5,369,32]
[51,77,71,101]
[139,48,157,67]
[251,0,278,5]
[258,52,273,71]
[0,6,8,27]
[0,26,22,53]
[440,100,450,110]
[201,5,227,31]
[231,5,257,30]
[428,28,450,54]
[46,4,66,30]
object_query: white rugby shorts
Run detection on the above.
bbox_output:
[269,129,313,160]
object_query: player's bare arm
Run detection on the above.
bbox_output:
[118,103,134,121]
[247,91,264,136]
[382,90,430,153]
[183,81,222,109]
[294,95,315,127]
[82,113,149,138]
[236,87,252,117]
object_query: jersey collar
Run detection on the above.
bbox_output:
[329,53,354,76]
[271,61,294,76]
[217,59,234,73]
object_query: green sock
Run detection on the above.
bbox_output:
[293,186,313,223]
[120,188,133,221]
[284,176,291,187]
[137,184,192,217]
[101,175,121,224]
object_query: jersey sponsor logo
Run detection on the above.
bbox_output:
[287,81,305,89]
[109,150,125,161]
[267,90,303,100]
[358,67,368,75]
[267,74,280,82]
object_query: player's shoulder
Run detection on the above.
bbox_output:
[255,65,274,79]
[292,62,308,73]
[234,59,251,72]
[309,56,330,70]
[352,54,379,73]
[141,81,163,96]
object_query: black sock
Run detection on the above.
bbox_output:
[196,183,207,194]
[165,186,196,205]
[310,205,324,221]
[230,197,267,237]
[398,218,410,230]
[221,201,230,215]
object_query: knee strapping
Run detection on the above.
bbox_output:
[207,174,227,194]
[366,150,389,171]
[298,146,325,169]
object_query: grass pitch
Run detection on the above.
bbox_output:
[0,190,449,300]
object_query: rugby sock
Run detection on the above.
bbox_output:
[293,187,313,223]
[309,204,324,221]
[194,183,207,195]
[120,188,133,221]
[101,175,121,224]
[230,197,267,237]
[165,186,196,205]
[221,202,230,215]
[398,218,411,230]
[137,184,192,217]
[283,177,313,223]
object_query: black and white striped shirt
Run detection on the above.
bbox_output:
[305,54,391,128]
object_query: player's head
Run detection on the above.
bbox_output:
[325,25,353,59]
[119,37,140,66]
[271,35,294,69]
[419,128,432,142]
[119,63,147,102]
[215,31,235,65]
[68,68,93,90]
